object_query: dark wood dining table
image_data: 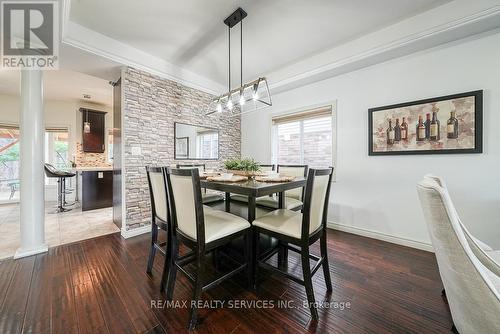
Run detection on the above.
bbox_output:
[200,177,306,222]
[200,176,306,270]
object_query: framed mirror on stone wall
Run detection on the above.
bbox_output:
[174,122,219,160]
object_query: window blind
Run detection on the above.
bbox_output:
[272,106,332,125]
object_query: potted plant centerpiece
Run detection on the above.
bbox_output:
[224,158,263,178]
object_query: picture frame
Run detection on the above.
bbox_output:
[175,136,189,159]
[368,90,483,156]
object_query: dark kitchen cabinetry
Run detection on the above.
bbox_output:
[80,108,106,153]
[81,170,113,211]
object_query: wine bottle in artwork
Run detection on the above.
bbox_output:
[430,111,440,141]
[416,115,426,142]
[447,111,459,139]
[424,113,432,139]
[387,120,395,145]
[401,117,409,140]
[394,118,402,142]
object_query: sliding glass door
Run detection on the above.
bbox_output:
[0,125,20,202]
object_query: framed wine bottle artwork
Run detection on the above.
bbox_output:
[368,90,483,156]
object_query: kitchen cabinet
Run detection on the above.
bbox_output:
[80,108,106,153]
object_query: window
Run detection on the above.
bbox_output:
[272,107,333,168]
[196,131,218,159]
[0,125,20,202]
[44,128,69,185]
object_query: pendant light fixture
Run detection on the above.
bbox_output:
[83,110,91,134]
[207,8,272,115]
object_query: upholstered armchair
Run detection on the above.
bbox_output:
[417,177,500,333]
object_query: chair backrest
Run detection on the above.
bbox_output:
[424,174,495,251]
[44,163,59,177]
[260,164,275,172]
[146,166,169,224]
[277,165,308,200]
[417,178,500,333]
[301,168,333,238]
[176,164,205,173]
[166,168,205,244]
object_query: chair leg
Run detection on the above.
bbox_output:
[188,255,205,330]
[244,232,252,288]
[160,225,172,292]
[166,237,179,300]
[320,233,333,292]
[146,223,158,274]
[252,229,260,290]
[301,248,318,321]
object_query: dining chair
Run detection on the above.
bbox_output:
[176,164,224,204]
[252,167,334,320]
[255,164,308,211]
[165,167,252,329]
[231,164,275,203]
[417,177,500,333]
[145,166,172,293]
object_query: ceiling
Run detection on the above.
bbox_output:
[0,67,113,106]
[70,0,450,87]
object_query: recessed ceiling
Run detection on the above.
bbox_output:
[0,68,112,106]
[70,0,450,87]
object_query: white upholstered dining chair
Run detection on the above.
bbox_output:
[253,167,334,321]
[417,177,500,333]
[255,164,308,211]
[176,164,225,204]
[165,167,252,330]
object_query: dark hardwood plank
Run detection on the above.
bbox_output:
[80,238,140,334]
[22,253,52,334]
[67,243,109,334]
[0,256,35,334]
[0,258,17,309]
[0,229,453,334]
[51,245,79,334]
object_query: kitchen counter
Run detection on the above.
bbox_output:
[71,168,113,211]
[72,166,113,172]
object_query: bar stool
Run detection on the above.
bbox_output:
[44,163,76,213]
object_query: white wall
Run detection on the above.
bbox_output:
[0,95,112,201]
[0,94,112,160]
[242,31,500,249]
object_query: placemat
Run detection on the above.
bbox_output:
[254,176,295,182]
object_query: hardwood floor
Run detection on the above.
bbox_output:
[0,229,453,333]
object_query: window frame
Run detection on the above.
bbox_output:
[270,101,337,181]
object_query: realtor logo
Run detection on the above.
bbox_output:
[1,1,59,69]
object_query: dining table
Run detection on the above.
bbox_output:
[200,176,306,222]
[200,176,306,269]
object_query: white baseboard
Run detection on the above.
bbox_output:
[14,244,49,259]
[121,225,151,239]
[327,222,434,252]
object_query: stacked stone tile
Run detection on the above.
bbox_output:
[123,67,241,229]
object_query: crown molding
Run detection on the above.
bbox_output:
[60,0,500,97]
[61,21,224,95]
[268,3,500,94]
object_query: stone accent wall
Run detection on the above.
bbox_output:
[122,67,241,229]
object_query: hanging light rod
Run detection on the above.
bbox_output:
[207,7,272,116]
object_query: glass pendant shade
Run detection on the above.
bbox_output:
[207,77,272,115]
[84,122,91,134]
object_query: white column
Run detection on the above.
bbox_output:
[14,70,47,259]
